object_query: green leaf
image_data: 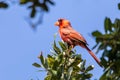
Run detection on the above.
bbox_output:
[38,52,44,66]
[104,17,112,33]
[59,41,67,51]
[49,69,57,76]
[68,67,73,80]
[44,58,48,69]
[69,58,81,67]
[69,50,76,55]
[57,53,63,64]
[114,18,120,32]
[98,43,106,50]
[32,63,41,68]
[118,3,120,10]
[31,7,36,18]
[53,41,61,54]
[52,60,59,70]
[80,60,86,72]
[45,75,51,80]
[41,3,49,12]
[101,57,107,68]
[20,0,29,4]
[92,30,102,37]
[0,2,8,8]
[47,55,55,66]
[99,70,108,80]
[38,53,49,69]
[74,54,81,59]
[85,73,93,78]
[74,74,82,79]
[68,54,82,67]
[47,0,55,5]
[85,65,94,72]
[92,44,99,50]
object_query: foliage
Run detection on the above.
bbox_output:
[20,0,55,18]
[118,3,120,10]
[92,18,120,80]
[0,2,8,8]
[0,0,55,28]
[0,0,54,16]
[33,41,94,80]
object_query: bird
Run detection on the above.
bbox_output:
[54,18,102,67]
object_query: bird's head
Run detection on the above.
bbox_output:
[55,18,71,28]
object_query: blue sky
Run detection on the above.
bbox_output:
[0,0,120,80]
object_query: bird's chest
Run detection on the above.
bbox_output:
[59,32,68,41]
[59,29,69,41]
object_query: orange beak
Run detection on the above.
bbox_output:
[54,21,59,26]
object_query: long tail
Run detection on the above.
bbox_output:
[84,45,102,67]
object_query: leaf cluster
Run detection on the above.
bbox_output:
[0,0,54,18]
[92,18,120,80]
[20,0,55,18]
[0,2,8,8]
[0,0,55,28]
[33,41,94,80]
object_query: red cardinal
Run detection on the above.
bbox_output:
[55,18,102,67]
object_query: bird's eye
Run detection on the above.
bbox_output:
[58,19,63,22]
[63,26,67,28]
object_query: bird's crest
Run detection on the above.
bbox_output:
[58,18,71,27]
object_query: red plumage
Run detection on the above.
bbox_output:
[55,18,102,67]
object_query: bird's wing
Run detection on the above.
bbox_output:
[68,30,88,45]
[60,27,88,45]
